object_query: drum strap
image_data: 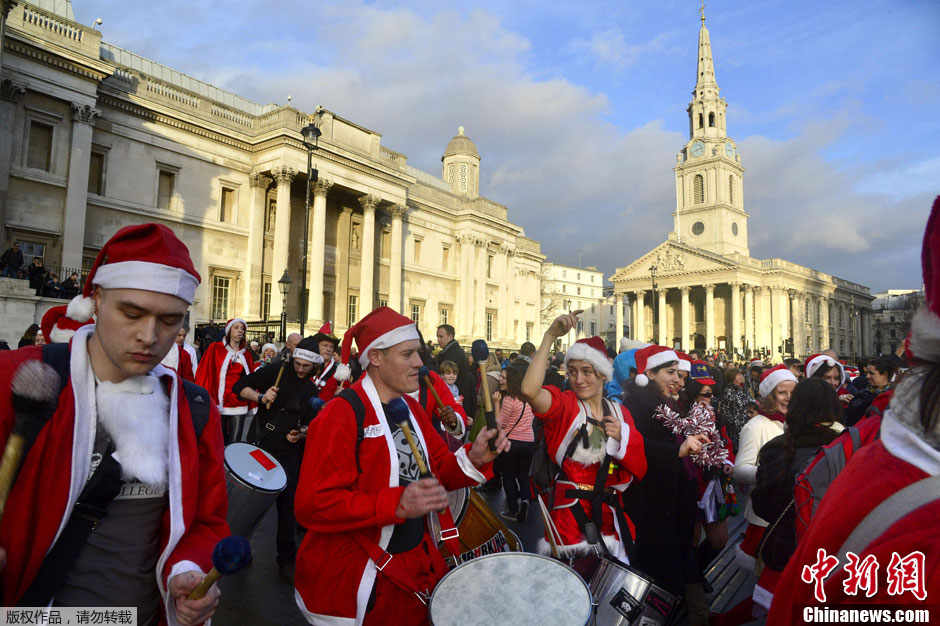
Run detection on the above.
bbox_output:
[351,534,431,605]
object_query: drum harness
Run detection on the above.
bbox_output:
[552,398,637,563]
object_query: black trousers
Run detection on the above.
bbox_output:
[500,439,536,512]
[267,448,301,566]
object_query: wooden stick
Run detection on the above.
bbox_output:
[0,433,26,519]
[536,495,561,559]
[188,567,222,600]
[397,420,430,478]
[264,363,287,409]
[423,375,446,411]
[476,361,498,452]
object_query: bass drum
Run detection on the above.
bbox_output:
[589,555,680,626]
[223,443,287,538]
[429,488,522,568]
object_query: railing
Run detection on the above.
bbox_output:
[146,79,200,108]
[23,6,83,43]
[211,103,253,128]
[380,146,406,169]
[3,265,85,299]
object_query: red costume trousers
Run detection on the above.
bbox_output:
[363,533,448,626]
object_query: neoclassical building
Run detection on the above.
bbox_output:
[611,14,873,361]
[0,0,544,348]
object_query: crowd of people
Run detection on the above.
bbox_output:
[0,197,937,626]
[1,241,83,299]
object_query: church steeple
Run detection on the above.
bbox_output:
[694,6,719,94]
[688,4,726,140]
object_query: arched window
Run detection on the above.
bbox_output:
[728,175,734,203]
[693,174,704,204]
[709,112,715,127]
[698,113,703,128]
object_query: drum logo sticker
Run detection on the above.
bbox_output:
[364,424,384,438]
[610,588,641,621]
[455,531,510,565]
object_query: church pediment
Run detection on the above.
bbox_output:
[610,241,738,283]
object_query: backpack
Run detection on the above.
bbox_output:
[793,416,882,543]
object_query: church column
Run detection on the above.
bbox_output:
[744,284,755,357]
[308,178,333,325]
[245,173,271,317]
[681,286,691,352]
[335,207,353,331]
[730,282,741,359]
[658,288,668,346]
[777,287,790,355]
[270,166,296,319]
[0,81,27,231]
[635,290,647,343]
[473,239,487,338]
[769,287,782,356]
[358,194,379,314]
[387,204,405,313]
[704,284,715,351]
[456,235,473,338]
[501,244,514,340]
[61,103,99,269]
[615,292,625,348]
[792,291,805,358]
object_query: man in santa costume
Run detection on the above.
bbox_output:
[520,311,647,576]
[177,326,199,377]
[39,303,93,344]
[160,329,196,383]
[0,223,229,626]
[294,306,509,626]
[310,321,342,401]
[196,317,254,443]
[769,197,940,623]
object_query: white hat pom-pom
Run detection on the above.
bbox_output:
[335,362,351,382]
[66,295,94,322]
[635,373,649,387]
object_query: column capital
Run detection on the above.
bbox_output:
[71,102,100,125]
[387,203,407,219]
[729,281,741,290]
[0,79,26,102]
[703,283,715,293]
[457,233,476,246]
[680,285,692,295]
[271,165,296,186]
[312,178,333,198]
[752,285,763,295]
[474,236,489,248]
[636,289,647,298]
[657,287,668,297]
[742,283,754,293]
[499,241,515,256]
[358,194,380,212]
[249,172,272,189]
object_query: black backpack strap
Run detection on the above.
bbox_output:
[182,380,211,440]
[338,388,368,473]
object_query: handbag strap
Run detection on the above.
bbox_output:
[756,497,794,563]
[504,400,528,439]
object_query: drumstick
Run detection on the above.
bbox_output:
[418,366,446,411]
[264,363,287,409]
[536,495,561,559]
[188,535,252,600]
[387,398,431,478]
[470,340,498,453]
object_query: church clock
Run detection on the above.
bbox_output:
[725,141,734,157]
[690,140,705,158]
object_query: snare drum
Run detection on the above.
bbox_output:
[429,552,593,626]
[432,488,523,568]
[224,443,287,538]
[589,555,680,626]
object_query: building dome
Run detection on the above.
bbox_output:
[442,126,480,160]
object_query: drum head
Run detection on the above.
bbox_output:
[224,443,287,493]
[429,553,592,626]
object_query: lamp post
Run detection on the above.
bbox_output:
[849,295,860,362]
[299,115,322,337]
[649,264,658,343]
[278,269,292,343]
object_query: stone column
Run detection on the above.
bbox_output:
[769,287,782,356]
[306,178,333,325]
[457,235,474,338]
[358,194,379,315]
[730,282,741,358]
[270,166,296,319]
[861,308,872,356]
[387,204,405,313]
[473,238,487,338]
[499,243,514,340]
[61,103,99,269]
[681,286,691,352]
[658,288,668,346]
[245,172,271,317]
[791,291,805,358]
[704,284,715,351]
[335,207,353,331]
[0,80,26,233]
[778,287,790,355]
[635,290,647,343]
[615,292,625,348]
[744,284,755,357]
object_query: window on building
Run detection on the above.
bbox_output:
[577,287,581,295]
[889,316,895,322]
[220,187,235,223]
[526,324,532,342]
[728,175,734,204]
[348,295,358,327]
[486,313,493,341]
[413,239,422,264]
[440,308,449,326]
[211,276,230,320]
[562,285,566,293]
[411,304,421,326]
[890,329,897,338]
[266,200,276,232]
[577,320,583,334]
[590,321,596,335]
[157,170,175,210]
[381,229,391,259]
[262,282,271,319]
[610,305,614,315]
[88,152,105,195]
[487,255,494,278]
[21,241,45,266]
[562,270,566,278]
[698,113,703,129]
[693,174,704,204]
[442,245,450,269]
[709,112,715,127]
[27,121,53,171]
[577,272,581,280]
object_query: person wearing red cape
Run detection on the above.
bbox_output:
[195,317,254,443]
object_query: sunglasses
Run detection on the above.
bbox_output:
[699,392,713,398]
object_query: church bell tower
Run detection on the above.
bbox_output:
[672,9,749,257]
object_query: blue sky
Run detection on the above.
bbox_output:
[74,0,939,292]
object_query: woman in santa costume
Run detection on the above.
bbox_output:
[310,321,342,401]
[0,223,229,626]
[520,311,647,578]
[196,317,254,443]
[293,306,509,626]
[768,197,940,622]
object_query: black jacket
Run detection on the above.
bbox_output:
[435,339,477,417]
[233,362,319,455]
[620,382,698,594]
[1,248,23,272]
[27,263,45,290]
[751,426,840,571]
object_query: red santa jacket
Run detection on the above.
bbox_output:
[161,344,195,383]
[293,373,494,626]
[195,341,254,414]
[535,386,647,558]
[417,370,468,440]
[768,410,940,624]
[0,326,229,625]
[312,358,340,402]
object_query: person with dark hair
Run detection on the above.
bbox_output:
[0,340,9,351]
[492,364,536,522]
[719,367,751,450]
[1,241,23,278]
[622,345,710,621]
[783,358,804,379]
[42,272,65,298]
[62,272,81,298]
[844,357,896,426]
[26,257,45,294]
[434,324,476,418]
[17,323,40,348]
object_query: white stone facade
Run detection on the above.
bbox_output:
[540,262,606,351]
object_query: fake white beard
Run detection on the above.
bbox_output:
[570,440,608,466]
[96,374,170,488]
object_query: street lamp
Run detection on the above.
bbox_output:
[649,264,658,343]
[278,269,292,343]
[299,113,322,337]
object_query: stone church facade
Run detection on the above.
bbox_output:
[0,0,544,348]
[611,14,873,361]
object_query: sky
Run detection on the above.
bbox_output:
[73,0,939,293]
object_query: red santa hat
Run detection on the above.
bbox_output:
[224,318,248,349]
[634,345,680,387]
[564,336,613,381]
[335,306,419,382]
[804,353,846,386]
[907,196,940,364]
[844,366,860,380]
[676,350,692,372]
[759,364,798,399]
[749,358,764,369]
[40,304,94,344]
[619,337,649,353]
[66,223,200,323]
